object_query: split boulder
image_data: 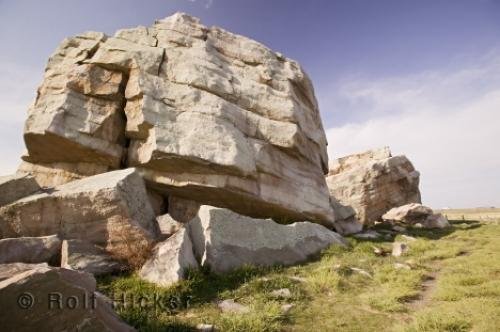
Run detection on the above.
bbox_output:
[326,147,421,226]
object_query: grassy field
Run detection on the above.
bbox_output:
[97,218,500,332]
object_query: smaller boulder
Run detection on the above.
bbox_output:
[382,203,450,229]
[139,227,198,287]
[0,235,61,264]
[382,203,433,224]
[61,239,126,276]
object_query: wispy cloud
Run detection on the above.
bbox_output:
[324,51,500,208]
[186,0,214,9]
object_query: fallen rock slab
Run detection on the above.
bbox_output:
[0,235,61,264]
[139,227,198,287]
[61,239,126,276]
[0,174,40,207]
[0,169,158,265]
[0,265,135,331]
[189,205,346,274]
[327,147,421,226]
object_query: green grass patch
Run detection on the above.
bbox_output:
[97,219,500,331]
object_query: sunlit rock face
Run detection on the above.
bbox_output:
[20,13,334,225]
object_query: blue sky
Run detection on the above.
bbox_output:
[0,0,499,208]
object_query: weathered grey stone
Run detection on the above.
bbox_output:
[0,174,40,206]
[327,147,421,226]
[188,205,345,274]
[139,227,198,287]
[21,12,334,225]
[0,235,61,264]
[0,265,135,331]
[0,169,158,265]
[61,239,126,276]
[0,262,48,281]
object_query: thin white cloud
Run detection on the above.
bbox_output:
[324,51,500,209]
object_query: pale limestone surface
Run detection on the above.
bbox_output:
[21,13,333,225]
[326,147,421,226]
[0,169,158,263]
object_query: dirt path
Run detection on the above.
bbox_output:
[407,270,439,310]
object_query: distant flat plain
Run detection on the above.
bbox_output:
[437,207,500,222]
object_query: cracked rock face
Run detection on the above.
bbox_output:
[326,147,421,226]
[20,13,334,225]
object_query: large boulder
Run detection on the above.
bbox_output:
[139,227,198,286]
[0,174,40,206]
[326,147,421,226]
[0,168,158,265]
[0,265,135,331]
[382,203,451,229]
[0,235,61,264]
[20,13,334,226]
[188,205,345,274]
